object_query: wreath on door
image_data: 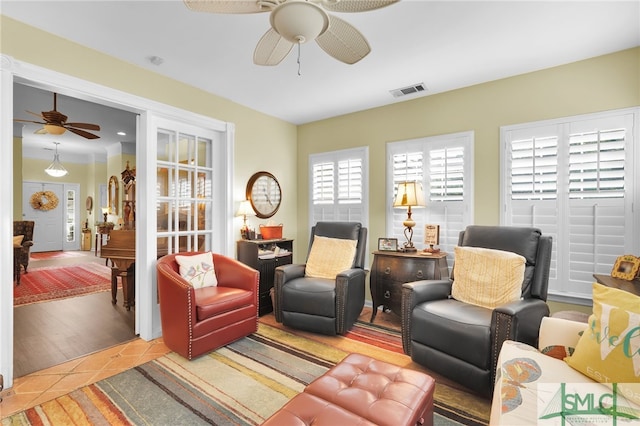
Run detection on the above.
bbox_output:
[30,191,59,211]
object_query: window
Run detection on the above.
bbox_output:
[309,147,369,227]
[387,132,474,258]
[501,108,639,304]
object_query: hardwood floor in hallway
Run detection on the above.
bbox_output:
[13,251,136,378]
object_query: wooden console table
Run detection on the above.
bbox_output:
[593,274,640,296]
[370,251,449,322]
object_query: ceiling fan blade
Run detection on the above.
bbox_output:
[66,122,101,131]
[26,110,45,119]
[183,0,270,14]
[14,118,45,125]
[254,28,294,66]
[321,0,399,13]
[66,127,100,140]
[316,15,370,64]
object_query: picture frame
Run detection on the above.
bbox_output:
[378,237,398,252]
[424,224,440,246]
[611,254,640,281]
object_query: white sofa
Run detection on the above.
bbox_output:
[490,316,639,425]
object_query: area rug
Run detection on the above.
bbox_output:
[5,323,491,425]
[29,251,90,261]
[13,263,112,306]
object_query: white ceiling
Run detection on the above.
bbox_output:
[4,0,640,157]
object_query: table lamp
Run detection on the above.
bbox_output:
[236,200,255,239]
[393,181,425,252]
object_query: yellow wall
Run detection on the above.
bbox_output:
[3,16,299,249]
[297,48,640,257]
[4,16,639,312]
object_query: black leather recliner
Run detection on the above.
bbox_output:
[273,222,368,336]
[401,225,552,397]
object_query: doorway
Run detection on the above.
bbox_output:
[2,54,234,391]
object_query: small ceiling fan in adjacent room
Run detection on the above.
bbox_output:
[14,92,101,139]
[184,0,399,66]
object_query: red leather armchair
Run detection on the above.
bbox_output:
[157,252,259,360]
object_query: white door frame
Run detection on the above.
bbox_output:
[0,54,235,389]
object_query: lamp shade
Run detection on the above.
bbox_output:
[44,142,68,177]
[393,181,425,208]
[236,200,255,217]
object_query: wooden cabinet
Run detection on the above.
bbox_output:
[370,251,449,322]
[237,239,293,316]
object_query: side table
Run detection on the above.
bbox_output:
[370,251,449,322]
[237,239,294,316]
[593,273,640,296]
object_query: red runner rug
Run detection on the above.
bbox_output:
[30,251,90,261]
[14,263,112,306]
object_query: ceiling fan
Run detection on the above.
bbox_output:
[14,92,101,139]
[184,0,399,66]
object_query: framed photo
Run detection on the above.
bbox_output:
[424,224,440,246]
[611,254,640,281]
[378,238,398,252]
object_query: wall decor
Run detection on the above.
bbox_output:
[30,190,59,211]
[611,254,640,281]
[246,171,281,219]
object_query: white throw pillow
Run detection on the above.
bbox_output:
[451,246,525,309]
[175,252,217,288]
[305,236,357,280]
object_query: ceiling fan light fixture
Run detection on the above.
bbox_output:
[270,0,329,44]
[44,142,68,178]
[43,124,66,135]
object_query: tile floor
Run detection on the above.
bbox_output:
[0,337,171,418]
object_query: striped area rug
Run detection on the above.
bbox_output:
[13,263,112,306]
[5,323,491,425]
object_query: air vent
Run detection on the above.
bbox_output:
[390,82,427,98]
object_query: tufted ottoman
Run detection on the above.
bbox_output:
[262,353,435,426]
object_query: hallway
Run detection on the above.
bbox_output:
[13,251,136,377]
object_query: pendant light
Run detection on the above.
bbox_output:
[44,142,68,177]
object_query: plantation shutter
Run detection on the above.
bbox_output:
[309,147,368,227]
[387,132,473,258]
[504,125,560,289]
[427,145,468,250]
[502,110,636,303]
[565,116,629,296]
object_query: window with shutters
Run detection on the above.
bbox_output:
[501,108,639,304]
[387,132,474,262]
[309,147,368,228]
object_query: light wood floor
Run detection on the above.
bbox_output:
[13,251,136,378]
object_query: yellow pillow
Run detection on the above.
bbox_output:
[305,236,357,280]
[451,246,525,309]
[13,235,24,246]
[175,252,217,288]
[565,283,640,405]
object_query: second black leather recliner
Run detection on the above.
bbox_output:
[401,225,552,397]
[273,221,368,336]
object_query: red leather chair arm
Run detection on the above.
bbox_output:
[157,255,196,357]
[212,253,258,292]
